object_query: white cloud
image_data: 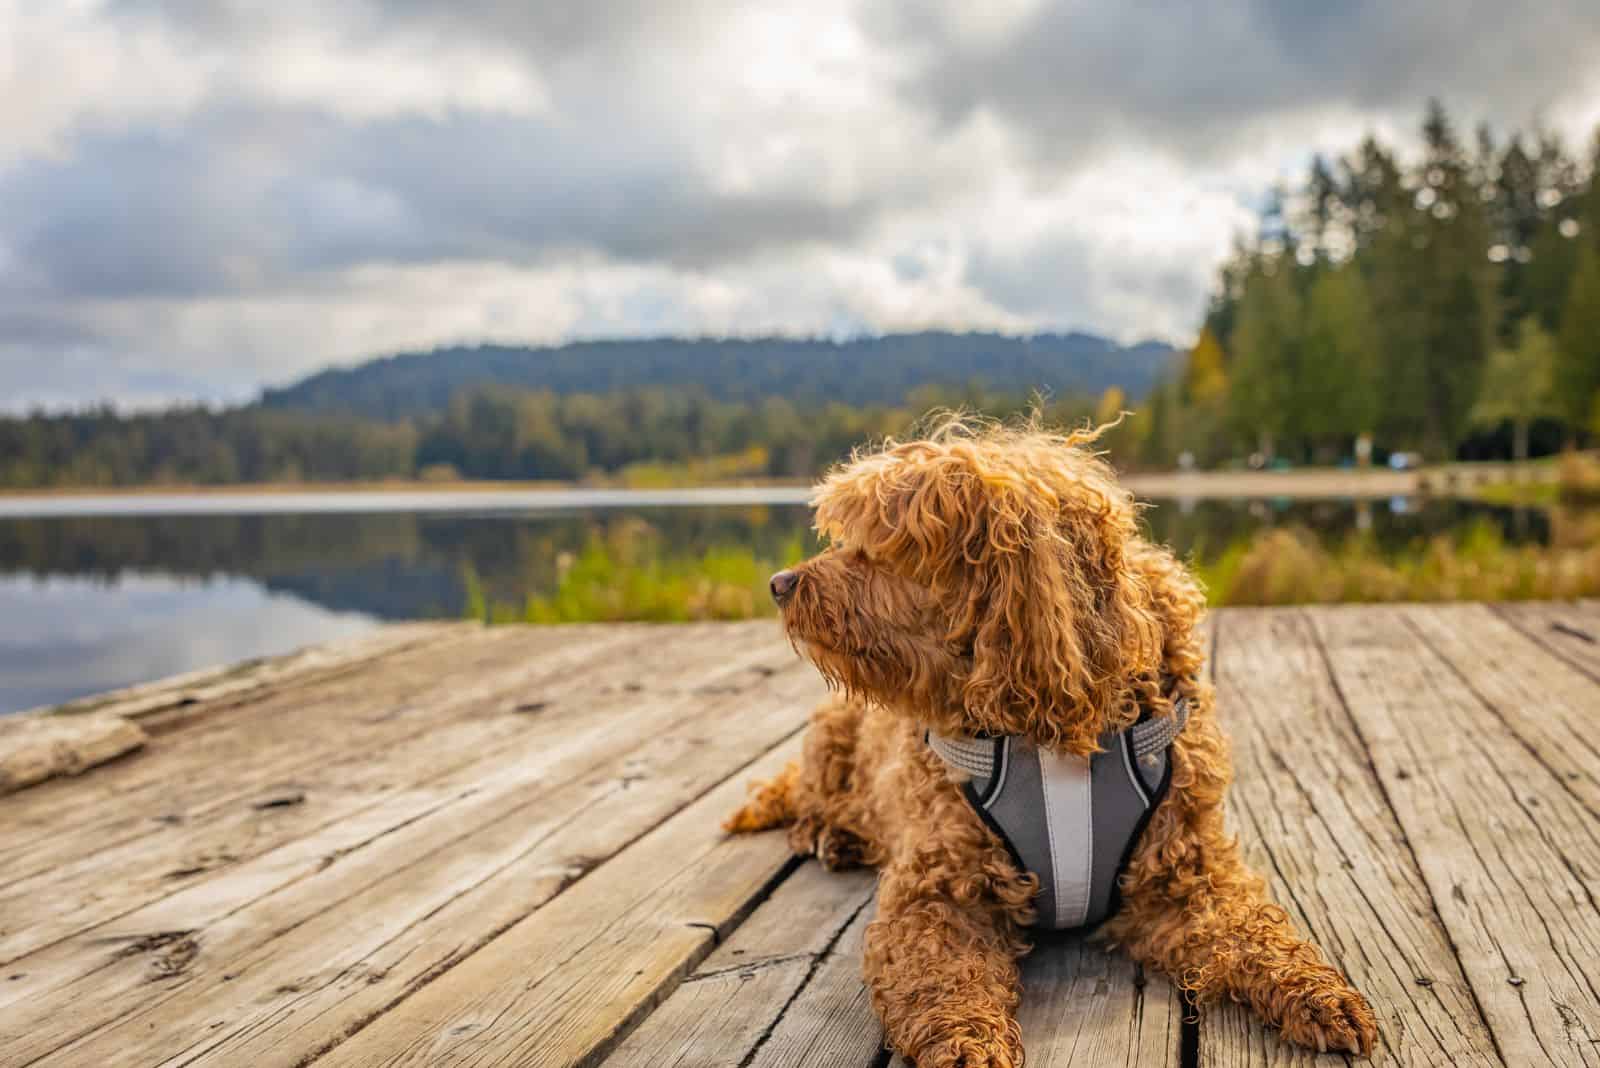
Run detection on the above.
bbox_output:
[1,0,1598,408]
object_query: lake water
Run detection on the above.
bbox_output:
[0,491,1548,714]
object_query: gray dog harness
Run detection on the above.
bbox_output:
[926,697,1189,931]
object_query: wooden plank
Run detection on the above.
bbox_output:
[29,622,469,719]
[1011,942,1182,1066]
[1202,608,1498,1067]
[0,713,145,795]
[309,741,807,1068]
[1,622,763,901]
[4,643,818,1066]
[0,629,798,1017]
[604,865,880,1068]
[1492,600,1600,681]
[743,904,882,1068]
[0,625,696,961]
[2,624,541,859]
[1309,604,1600,1067]
[1406,603,1600,818]
[887,948,1183,1068]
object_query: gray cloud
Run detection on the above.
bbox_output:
[2,0,1598,407]
[868,0,1600,165]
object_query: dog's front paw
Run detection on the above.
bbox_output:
[1272,974,1378,1057]
[907,1022,1022,1068]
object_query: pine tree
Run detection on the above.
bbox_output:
[1472,317,1560,460]
[1227,256,1301,460]
[1300,266,1382,453]
[1555,245,1600,445]
[1412,100,1497,457]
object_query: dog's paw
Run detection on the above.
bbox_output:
[907,1023,1023,1068]
[815,825,867,870]
[1272,977,1379,1057]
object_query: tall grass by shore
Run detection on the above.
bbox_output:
[466,518,802,623]
[463,504,1600,624]
[1198,512,1600,605]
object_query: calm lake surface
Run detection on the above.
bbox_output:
[0,490,1548,714]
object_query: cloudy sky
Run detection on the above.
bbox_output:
[4,1,1600,410]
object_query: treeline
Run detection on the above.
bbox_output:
[1147,101,1600,467]
[0,407,419,487]
[0,384,1117,488]
[262,331,1173,419]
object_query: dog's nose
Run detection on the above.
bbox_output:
[769,569,799,604]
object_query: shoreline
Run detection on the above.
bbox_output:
[0,462,1560,517]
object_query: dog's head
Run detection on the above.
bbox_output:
[771,421,1165,754]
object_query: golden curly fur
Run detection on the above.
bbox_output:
[725,419,1377,1067]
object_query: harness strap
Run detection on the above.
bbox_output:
[927,695,1190,776]
[1131,696,1190,760]
[926,731,998,779]
[924,692,1192,931]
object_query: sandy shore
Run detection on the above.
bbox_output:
[0,463,1553,510]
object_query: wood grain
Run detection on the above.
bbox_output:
[605,864,879,1068]
[1492,600,1600,681]
[0,713,145,795]
[1,633,818,1066]
[1202,608,1497,1067]
[21,622,466,720]
[1406,603,1600,818]
[0,624,701,963]
[313,741,806,1068]
[6,608,1593,1067]
[1309,604,1600,1067]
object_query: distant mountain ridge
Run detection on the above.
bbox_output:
[261,332,1177,420]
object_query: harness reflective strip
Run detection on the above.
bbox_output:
[1038,746,1093,928]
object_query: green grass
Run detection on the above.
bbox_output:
[1195,516,1600,606]
[467,522,805,623]
[468,509,1600,624]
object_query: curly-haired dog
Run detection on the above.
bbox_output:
[725,422,1377,1067]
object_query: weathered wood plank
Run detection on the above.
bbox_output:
[1,639,818,1065]
[1011,942,1183,1067]
[30,621,471,719]
[0,634,801,1017]
[0,624,701,962]
[744,904,882,1068]
[604,864,880,1068]
[1492,600,1600,681]
[6,609,1584,1068]
[310,740,805,1068]
[1203,608,1498,1067]
[0,713,145,795]
[3,624,539,858]
[1,623,778,909]
[886,947,1184,1068]
[1309,604,1600,1067]
[1406,603,1600,818]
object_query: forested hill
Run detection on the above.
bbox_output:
[260,332,1176,420]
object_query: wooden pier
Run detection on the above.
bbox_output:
[2,603,1598,1066]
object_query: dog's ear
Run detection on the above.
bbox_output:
[813,437,1163,753]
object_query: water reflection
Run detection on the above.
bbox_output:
[0,574,375,714]
[0,496,1552,713]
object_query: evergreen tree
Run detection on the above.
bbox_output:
[1300,266,1382,454]
[1555,245,1600,445]
[1491,136,1543,335]
[1412,100,1497,457]
[1227,256,1301,460]
[1472,317,1560,460]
